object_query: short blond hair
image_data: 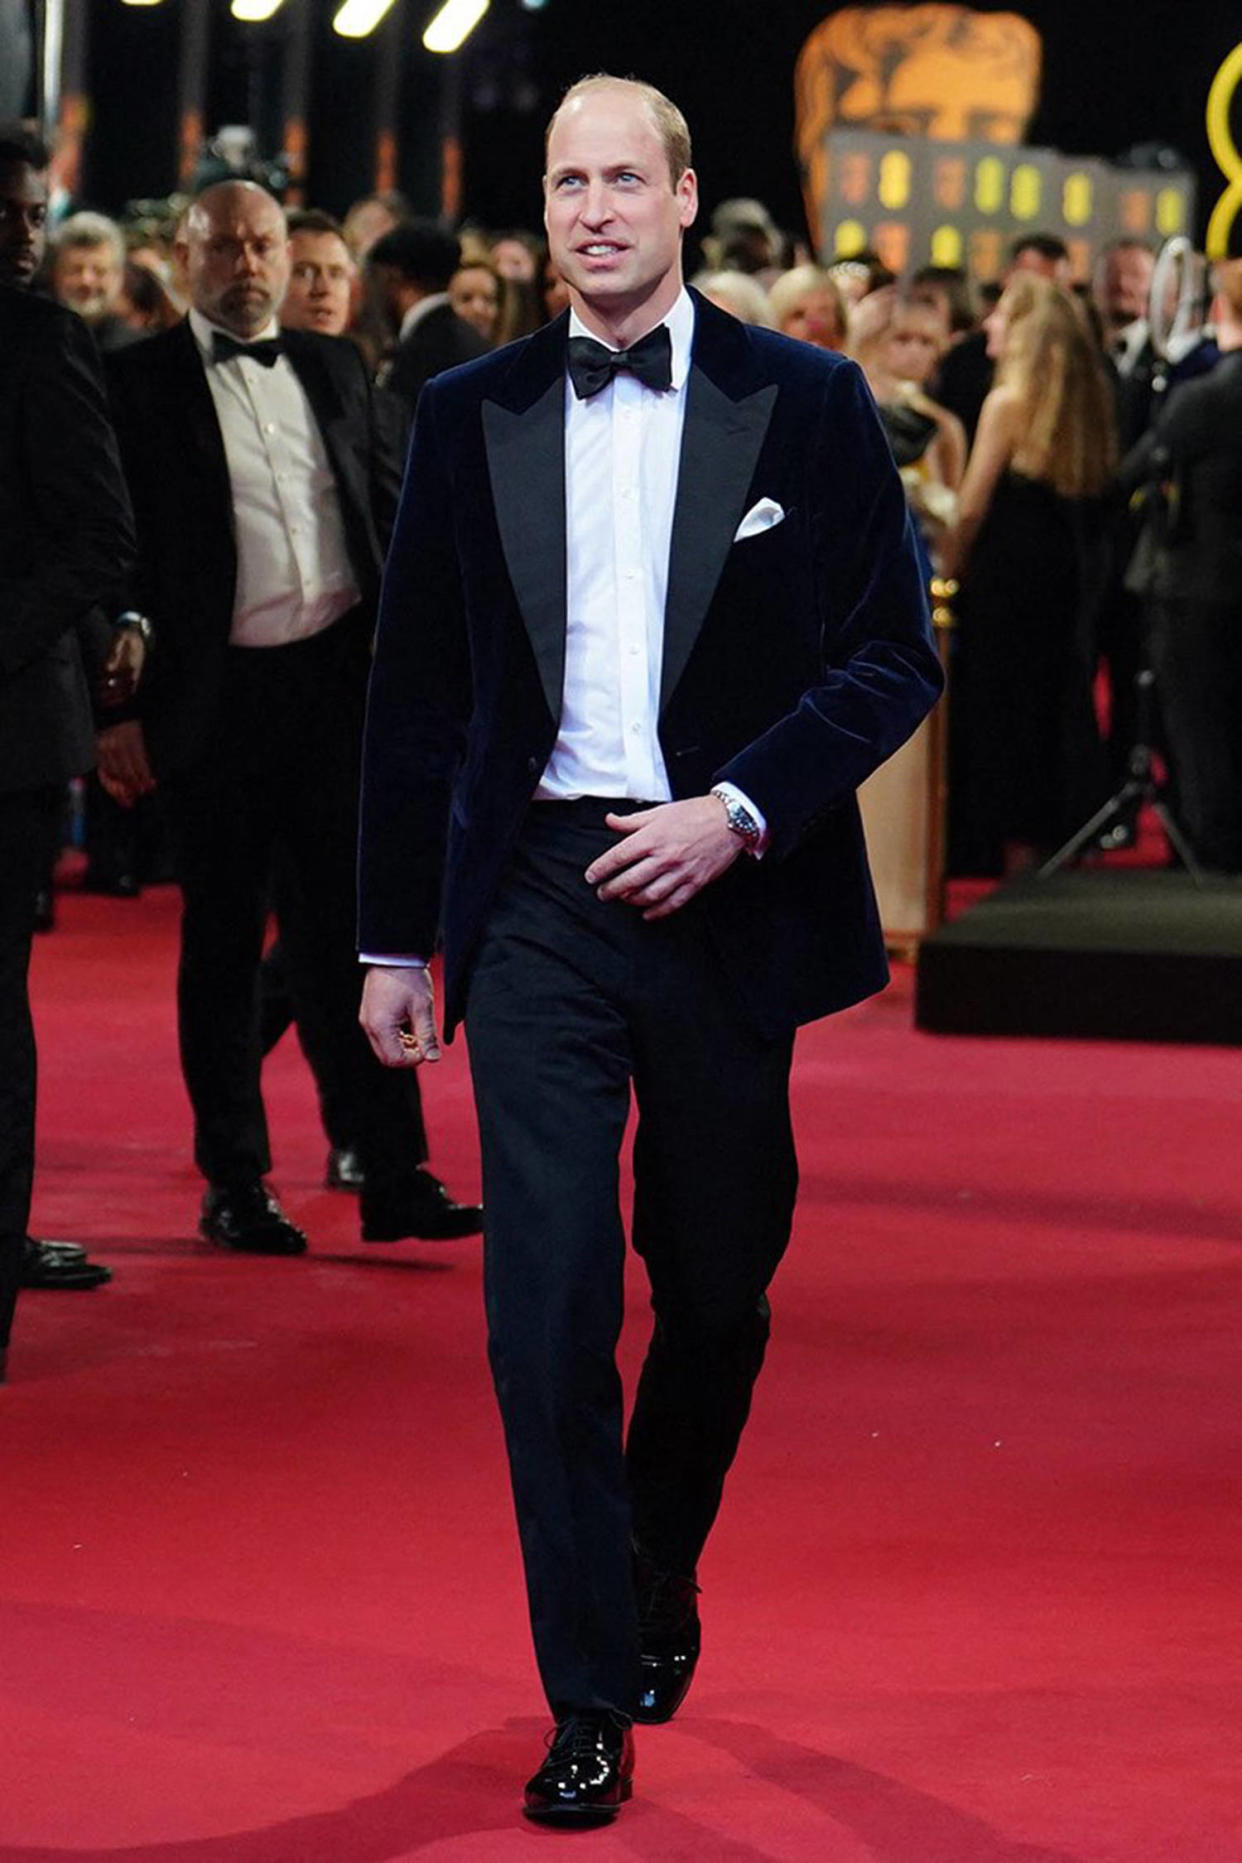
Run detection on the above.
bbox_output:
[767,264,848,345]
[546,74,692,188]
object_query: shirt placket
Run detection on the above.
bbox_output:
[613,377,650,795]
[246,369,312,621]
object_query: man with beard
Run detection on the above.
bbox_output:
[102,181,480,1257]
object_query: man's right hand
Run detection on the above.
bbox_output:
[360,964,442,1067]
[97,720,156,808]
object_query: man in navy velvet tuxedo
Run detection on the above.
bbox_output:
[359,75,942,1823]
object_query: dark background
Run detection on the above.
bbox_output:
[78,0,1240,243]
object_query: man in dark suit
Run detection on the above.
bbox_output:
[367,219,489,410]
[0,278,137,1378]
[101,180,480,1256]
[0,122,133,1320]
[1121,249,1242,870]
[358,77,942,1821]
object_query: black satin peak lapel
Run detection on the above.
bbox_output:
[483,375,567,723]
[660,365,777,712]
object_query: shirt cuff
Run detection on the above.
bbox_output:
[359,953,428,967]
[712,781,769,857]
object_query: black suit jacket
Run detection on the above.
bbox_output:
[105,319,403,776]
[385,299,490,411]
[1122,349,1242,607]
[359,292,943,1040]
[0,287,135,794]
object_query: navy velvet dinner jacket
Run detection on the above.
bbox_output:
[358,290,944,1039]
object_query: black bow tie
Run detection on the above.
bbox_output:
[212,331,283,368]
[567,324,673,399]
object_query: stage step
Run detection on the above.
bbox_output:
[916,870,1242,1045]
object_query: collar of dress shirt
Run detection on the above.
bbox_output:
[1111,317,1149,364]
[399,291,451,341]
[188,306,282,361]
[567,286,694,393]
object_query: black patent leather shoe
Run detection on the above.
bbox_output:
[360,1170,483,1243]
[634,1544,702,1724]
[325,1147,365,1192]
[523,1713,634,1825]
[20,1237,112,1289]
[199,1182,307,1256]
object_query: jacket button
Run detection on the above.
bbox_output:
[526,756,539,775]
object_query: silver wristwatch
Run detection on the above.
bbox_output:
[711,786,762,855]
[116,611,153,645]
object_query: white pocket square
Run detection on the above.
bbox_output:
[733,498,786,542]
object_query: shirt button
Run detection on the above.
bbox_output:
[631,722,641,736]
[265,422,276,435]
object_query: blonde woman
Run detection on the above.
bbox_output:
[942,273,1118,873]
[767,264,849,351]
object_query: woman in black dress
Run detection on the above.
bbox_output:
[942,273,1117,875]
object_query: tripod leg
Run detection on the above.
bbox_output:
[1037,784,1143,879]
[1152,802,1207,885]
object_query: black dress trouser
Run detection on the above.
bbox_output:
[165,619,427,1194]
[0,784,65,1348]
[465,800,798,1719]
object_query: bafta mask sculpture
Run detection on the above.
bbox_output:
[795,5,1042,236]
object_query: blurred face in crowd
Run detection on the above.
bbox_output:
[181,183,289,338]
[1096,244,1153,332]
[1010,243,1071,287]
[544,82,697,340]
[779,282,846,350]
[344,197,398,262]
[491,236,537,283]
[54,240,122,321]
[448,263,500,341]
[282,228,354,335]
[542,256,570,319]
[0,159,48,288]
[885,302,945,385]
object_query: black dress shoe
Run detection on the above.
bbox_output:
[523,1713,634,1825]
[634,1543,701,1724]
[20,1237,112,1289]
[325,1147,365,1192]
[360,1170,483,1243]
[199,1182,307,1256]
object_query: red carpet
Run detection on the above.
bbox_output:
[4,884,1241,1860]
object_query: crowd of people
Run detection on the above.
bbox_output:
[4,116,1241,1318]
[4,69,1242,1821]
[3,116,1241,1292]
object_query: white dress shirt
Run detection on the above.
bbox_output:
[189,308,360,647]
[399,292,451,341]
[1110,318,1151,378]
[535,289,696,803]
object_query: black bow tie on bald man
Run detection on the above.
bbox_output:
[212,331,283,368]
[567,324,673,399]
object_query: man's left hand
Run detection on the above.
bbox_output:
[96,626,147,709]
[586,796,742,920]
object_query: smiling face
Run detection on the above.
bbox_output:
[54,240,122,321]
[543,81,697,344]
[449,263,500,341]
[181,183,289,338]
